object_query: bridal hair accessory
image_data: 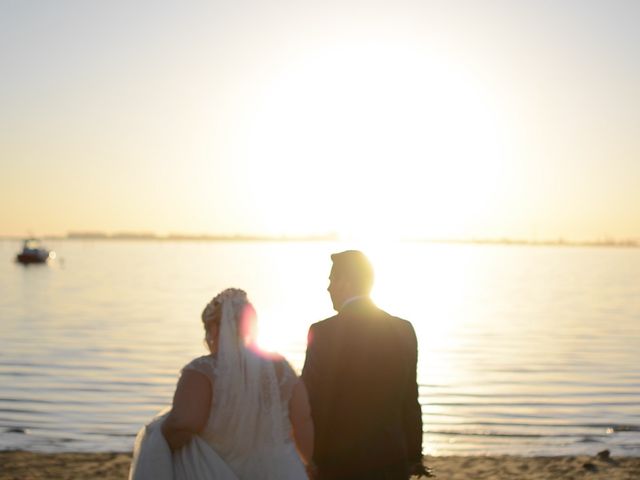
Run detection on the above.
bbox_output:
[202,288,248,328]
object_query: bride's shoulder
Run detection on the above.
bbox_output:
[267,355,299,402]
[269,354,298,382]
[181,354,217,380]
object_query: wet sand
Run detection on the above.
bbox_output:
[0,451,639,479]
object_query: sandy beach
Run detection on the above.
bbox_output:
[1,451,639,479]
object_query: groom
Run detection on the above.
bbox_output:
[302,250,425,479]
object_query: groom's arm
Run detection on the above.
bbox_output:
[301,325,318,398]
[301,324,322,472]
[302,323,333,439]
[402,321,423,463]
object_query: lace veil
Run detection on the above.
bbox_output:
[202,289,286,470]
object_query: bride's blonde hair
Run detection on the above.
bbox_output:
[201,288,256,351]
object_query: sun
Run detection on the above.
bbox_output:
[242,41,512,240]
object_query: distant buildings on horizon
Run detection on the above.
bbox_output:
[64,231,340,242]
[1,230,638,248]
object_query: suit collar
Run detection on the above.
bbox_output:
[339,295,369,311]
[338,295,376,316]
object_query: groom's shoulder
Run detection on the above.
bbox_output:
[310,314,339,330]
[306,316,337,347]
[382,310,417,336]
[308,315,340,336]
[393,314,414,329]
[380,308,413,326]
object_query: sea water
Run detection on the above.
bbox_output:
[1,239,639,455]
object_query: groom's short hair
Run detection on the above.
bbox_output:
[330,250,374,293]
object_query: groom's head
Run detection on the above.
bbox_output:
[328,250,374,311]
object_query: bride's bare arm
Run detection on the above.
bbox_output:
[161,369,212,451]
[289,379,314,465]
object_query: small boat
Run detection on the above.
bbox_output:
[15,238,55,264]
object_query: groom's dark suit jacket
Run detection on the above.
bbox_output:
[302,297,422,478]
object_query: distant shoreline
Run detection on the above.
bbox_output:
[1,233,639,249]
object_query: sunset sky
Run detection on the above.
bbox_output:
[1,1,639,241]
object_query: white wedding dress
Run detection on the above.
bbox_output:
[129,289,308,480]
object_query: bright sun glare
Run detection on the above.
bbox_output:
[244,42,511,240]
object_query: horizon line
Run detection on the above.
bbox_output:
[1,231,639,248]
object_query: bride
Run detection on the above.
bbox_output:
[129,288,314,479]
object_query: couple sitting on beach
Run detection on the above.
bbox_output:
[129,250,427,480]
